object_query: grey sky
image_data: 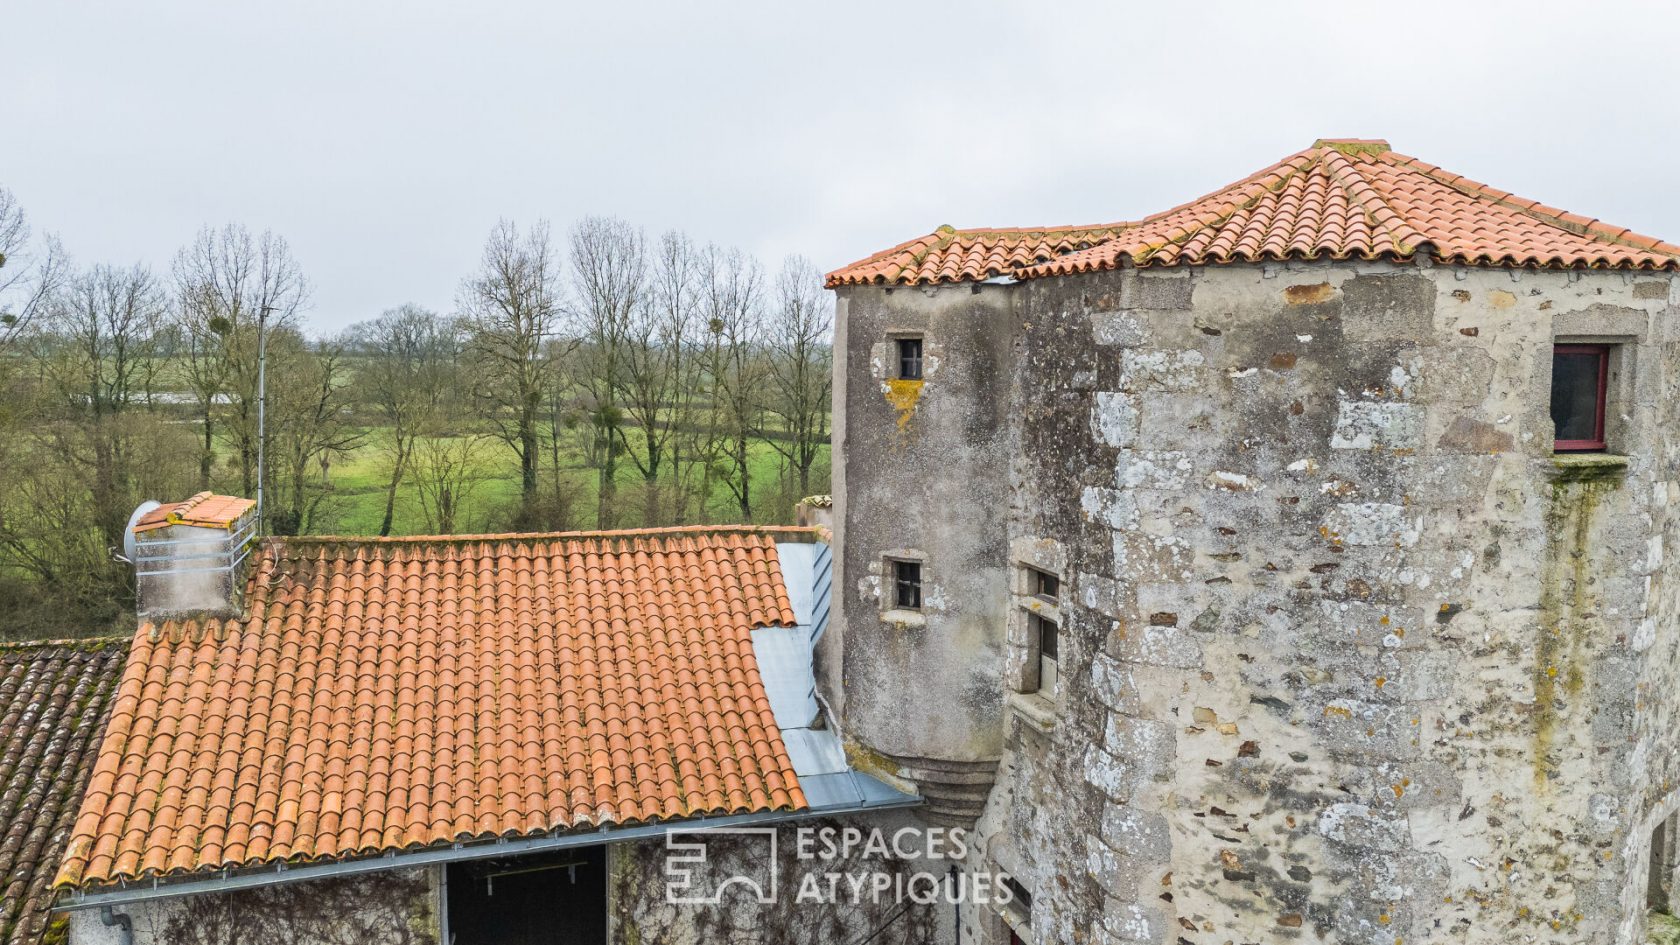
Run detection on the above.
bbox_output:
[4,1,1677,333]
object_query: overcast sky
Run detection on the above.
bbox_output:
[4,1,1677,333]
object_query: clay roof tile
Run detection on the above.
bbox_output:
[57,526,813,890]
[827,139,1680,286]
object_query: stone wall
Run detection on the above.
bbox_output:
[68,868,437,945]
[836,262,1680,944]
[609,813,945,945]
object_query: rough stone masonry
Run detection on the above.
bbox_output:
[830,260,1680,944]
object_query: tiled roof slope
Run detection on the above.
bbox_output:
[826,223,1129,287]
[58,526,811,890]
[827,139,1680,286]
[132,492,255,533]
[0,639,126,945]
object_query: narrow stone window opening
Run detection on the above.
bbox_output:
[1030,613,1058,696]
[1650,812,1678,911]
[1002,875,1033,927]
[897,337,924,380]
[892,559,922,610]
[1552,343,1609,452]
[1022,565,1061,697]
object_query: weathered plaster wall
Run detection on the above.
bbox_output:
[832,283,1017,819]
[838,262,1680,945]
[67,868,437,945]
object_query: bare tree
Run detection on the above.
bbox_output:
[565,216,645,528]
[698,245,768,521]
[762,255,832,499]
[608,229,703,525]
[461,220,562,508]
[33,263,170,542]
[0,262,193,624]
[347,305,460,535]
[265,333,362,535]
[171,224,309,500]
[0,187,66,348]
[411,433,494,535]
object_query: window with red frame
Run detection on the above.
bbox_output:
[1551,344,1609,452]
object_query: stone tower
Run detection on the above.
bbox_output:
[826,140,1680,944]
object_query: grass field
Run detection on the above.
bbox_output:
[314,428,828,535]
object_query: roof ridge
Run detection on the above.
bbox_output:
[1316,148,1430,257]
[275,524,819,544]
[1122,149,1325,265]
[937,221,1130,238]
[0,636,130,651]
[1381,150,1680,260]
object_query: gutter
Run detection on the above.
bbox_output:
[57,789,920,913]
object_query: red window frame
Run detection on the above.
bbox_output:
[1553,343,1609,452]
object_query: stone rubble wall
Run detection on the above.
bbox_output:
[837,262,1680,945]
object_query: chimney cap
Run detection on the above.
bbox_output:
[131,492,256,534]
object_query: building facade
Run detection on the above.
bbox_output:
[41,138,1680,945]
[827,139,1680,944]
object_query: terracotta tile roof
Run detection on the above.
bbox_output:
[58,526,813,890]
[825,223,1130,287]
[0,639,126,945]
[828,139,1680,287]
[132,492,256,533]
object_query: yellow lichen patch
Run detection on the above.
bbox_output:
[882,378,925,431]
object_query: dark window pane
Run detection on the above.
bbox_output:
[1004,876,1033,913]
[1031,569,1059,600]
[1034,614,1058,661]
[897,338,923,380]
[1551,348,1605,447]
[894,561,922,609]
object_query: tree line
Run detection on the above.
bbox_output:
[0,190,832,636]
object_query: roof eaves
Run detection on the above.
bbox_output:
[58,790,921,913]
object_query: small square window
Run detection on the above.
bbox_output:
[892,560,922,610]
[1551,344,1608,452]
[897,337,923,380]
[1030,613,1059,696]
[1027,567,1059,602]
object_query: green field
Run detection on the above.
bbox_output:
[312,427,828,535]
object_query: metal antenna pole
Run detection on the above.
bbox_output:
[256,305,275,529]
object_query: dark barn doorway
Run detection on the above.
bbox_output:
[447,846,608,945]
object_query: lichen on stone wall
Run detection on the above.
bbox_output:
[882,378,924,432]
[1533,466,1622,788]
[1649,910,1680,945]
